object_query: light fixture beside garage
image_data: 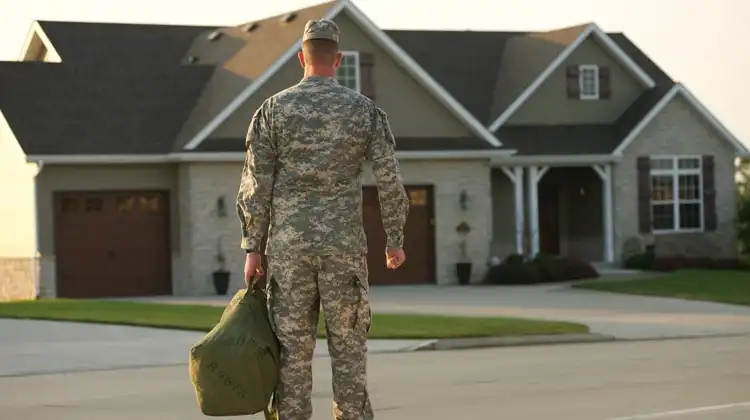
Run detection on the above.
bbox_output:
[459,189,470,211]
[216,196,227,218]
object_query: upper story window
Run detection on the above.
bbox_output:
[567,64,610,100]
[578,64,600,100]
[336,51,360,92]
[650,156,703,232]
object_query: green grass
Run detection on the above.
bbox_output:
[0,299,588,339]
[574,270,750,306]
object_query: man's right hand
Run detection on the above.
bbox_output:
[386,248,406,269]
[244,252,264,286]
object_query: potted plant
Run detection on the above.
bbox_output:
[455,222,472,285]
[212,238,231,295]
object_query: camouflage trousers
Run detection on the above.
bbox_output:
[266,253,374,420]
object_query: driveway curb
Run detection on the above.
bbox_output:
[412,333,616,351]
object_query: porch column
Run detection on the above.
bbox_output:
[501,166,525,254]
[527,165,549,256]
[593,164,615,263]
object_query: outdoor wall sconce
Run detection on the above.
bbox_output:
[216,196,228,218]
[459,189,470,210]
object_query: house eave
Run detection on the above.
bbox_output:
[490,154,621,166]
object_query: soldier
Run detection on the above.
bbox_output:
[236,19,410,420]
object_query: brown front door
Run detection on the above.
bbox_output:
[362,186,435,285]
[538,183,560,255]
[54,191,172,298]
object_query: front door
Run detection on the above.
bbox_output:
[538,183,560,255]
[362,186,435,285]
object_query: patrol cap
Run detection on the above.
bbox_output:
[302,19,340,43]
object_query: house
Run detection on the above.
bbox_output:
[0,0,748,300]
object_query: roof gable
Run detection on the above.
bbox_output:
[182,0,503,151]
[614,83,749,156]
[488,23,657,132]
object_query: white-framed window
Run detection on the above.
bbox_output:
[336,51,360,92]
[650,156,703,233]
[578,64,599,100]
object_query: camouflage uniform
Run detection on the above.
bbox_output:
[236,19,409,420]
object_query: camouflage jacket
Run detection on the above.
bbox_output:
[237,76,409,256]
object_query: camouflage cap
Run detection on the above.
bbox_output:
[302,19,340,43]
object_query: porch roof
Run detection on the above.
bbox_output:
[495,125,621,155]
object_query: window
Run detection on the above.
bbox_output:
[578,64,599,100]
[336,51,360,92]
[650,156,703,232]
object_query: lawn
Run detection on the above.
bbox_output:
[0,299,588,339]
[574,270,750,306]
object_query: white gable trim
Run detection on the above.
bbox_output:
[18,21,62,63]
[488,23,656,132]
[613,83,750,156]
[183,0,502,151]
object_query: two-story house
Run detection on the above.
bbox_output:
[0,0,747,299]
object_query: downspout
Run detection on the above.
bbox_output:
[32,160,44,299]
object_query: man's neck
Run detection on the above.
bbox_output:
[303,66,336,79]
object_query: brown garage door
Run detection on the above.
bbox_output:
[363,186,435,285]
[54,191,172,298]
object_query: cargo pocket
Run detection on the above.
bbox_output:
[352,273,371,335]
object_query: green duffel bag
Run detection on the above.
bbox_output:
[189,287,279,419]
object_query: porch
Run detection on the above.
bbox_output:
[490,163,615,263]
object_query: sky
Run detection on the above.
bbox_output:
[0,0,748,146]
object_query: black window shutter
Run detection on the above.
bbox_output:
[566,65,580,99]
[637,156,652,233]
[598,66,611,99]
[702,155,717,231]
[359,52,375,101]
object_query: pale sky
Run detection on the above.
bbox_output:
[1,0,748,145]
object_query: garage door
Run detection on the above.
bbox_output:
[54,191,172,298]
[362,186,435,285]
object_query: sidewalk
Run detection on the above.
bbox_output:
[0,319,427,377]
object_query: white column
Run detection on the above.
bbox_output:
[527,165,549,256]
[593,164,615,263]
[501,166,525,254]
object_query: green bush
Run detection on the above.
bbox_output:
[559,257,599,280]
[623,253,750,271]
[482,259,539,285]
[532,253,566,283]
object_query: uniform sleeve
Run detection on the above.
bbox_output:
[365,107,409,251]
[237,100,276,252]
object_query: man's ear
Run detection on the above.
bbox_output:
[333,51,343,68]
[297,51,305,68]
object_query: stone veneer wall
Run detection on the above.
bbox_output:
[613,96,740,260]
[0,257,36,301]
[176,159,493,295]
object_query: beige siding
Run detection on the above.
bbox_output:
[508,37,644,125]
[177,159,492,294]
[34,164,181,297]
[212,12,472,141]
[613,96,739,261]
[0,111,37,301]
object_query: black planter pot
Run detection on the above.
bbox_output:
[456,262,472,285]
[212,270,230,295]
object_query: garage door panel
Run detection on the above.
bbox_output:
[54,191,172,298]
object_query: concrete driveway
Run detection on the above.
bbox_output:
[147,282,750,340]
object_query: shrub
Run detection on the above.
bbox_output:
[502,253,525,266]
[624,253,750,271]
[560,257,599,280]
[531,253,565,283]
[482,260,539,285]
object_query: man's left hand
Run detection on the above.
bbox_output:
[244,252,264,286]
